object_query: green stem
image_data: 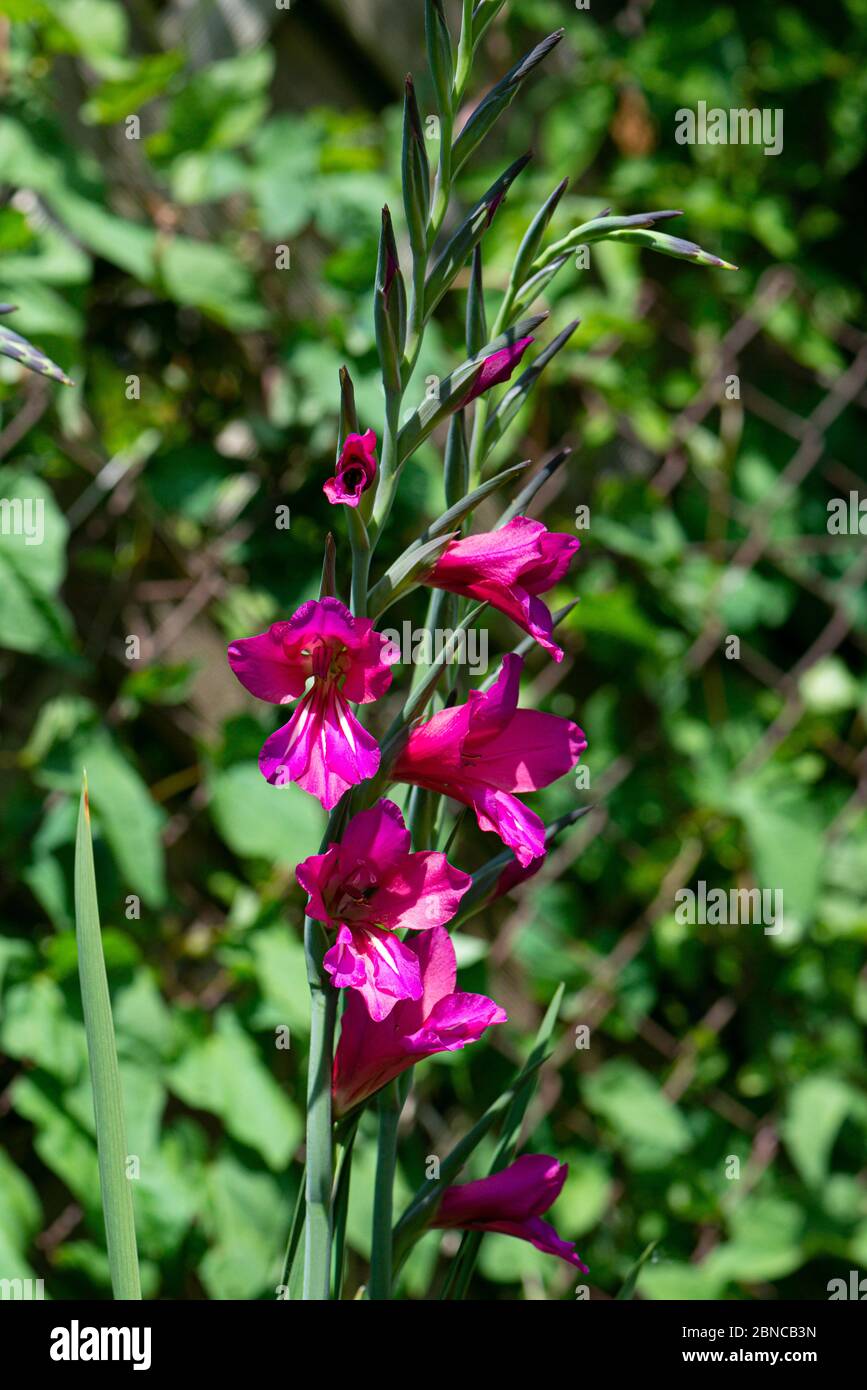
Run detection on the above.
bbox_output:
[368,1082,401,1299]
[370,389,403,548]
[348,507,371,617]
[302,916,337,1300]
[331,1117,359,1299]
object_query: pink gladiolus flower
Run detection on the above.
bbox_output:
[393,654,586,867]
[227,597,395,809]
[297,799,472,1021]
[432,1154,587,1270]
[332,922,506,1113]
[460,336,533,407]
[425,515,579,661]
[324,428,378,507]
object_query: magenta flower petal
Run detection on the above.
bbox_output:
[461,337,534,406]
[374,851,472,931]
[394,654,586,866]
[433,1154,587,1271]
[259,682,381,810]
[296,800,472,1019]
[324,923,423,1022]
[324,428,378,508]
[332,925,506,1114]
[404,990,507,1055]
[227,626,308,703]
[426,517,580,661]
[469,785,547,867]
[338,796,410,865]
[226,598,394,808]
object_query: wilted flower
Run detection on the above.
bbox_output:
[432,1154,587,1270]
[297,799,471,1020]
[332,922,505,1112]
[227,597,396,809]
[324,429,378,507]
[394,653,585,866]
[424,515,579,660]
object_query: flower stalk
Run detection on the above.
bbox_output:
[369,1083,401,1299]
[302,914,338,1300]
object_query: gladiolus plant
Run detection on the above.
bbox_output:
[55,0,734,1303]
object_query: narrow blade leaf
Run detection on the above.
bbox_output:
[74,773,141,1301]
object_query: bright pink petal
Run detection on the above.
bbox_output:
[324,923,423,1022]
[466,710,587,792]
[440,1154,569,1221]
[393,656,585,865]
[410,922,458,1019]
[433,1154,586,1269]
[461,337,533,406]
[295,844,341,923]
[429,517,549,587]
[323,924,368,989]
[522,528,580,594]
[332,926,504,1114]
[404,991,507,1055]
[341,619,398,703]
[324,429,378,508]
[337,798,410,869]
[227,626,308,703]
[470,784,547,866]
[260,682,380,809]
[374,851,471,931]
[427,519,578,659]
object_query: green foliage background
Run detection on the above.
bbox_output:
[0,0,865,1299]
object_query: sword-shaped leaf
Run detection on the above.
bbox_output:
[0,306,74,386]
[74,773,141,1301]
[423,153,531,321]
[483,323,579,451]
[451,30,564,175]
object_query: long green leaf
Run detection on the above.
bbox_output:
[74,773,141,1301]
[451,30,564,176]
